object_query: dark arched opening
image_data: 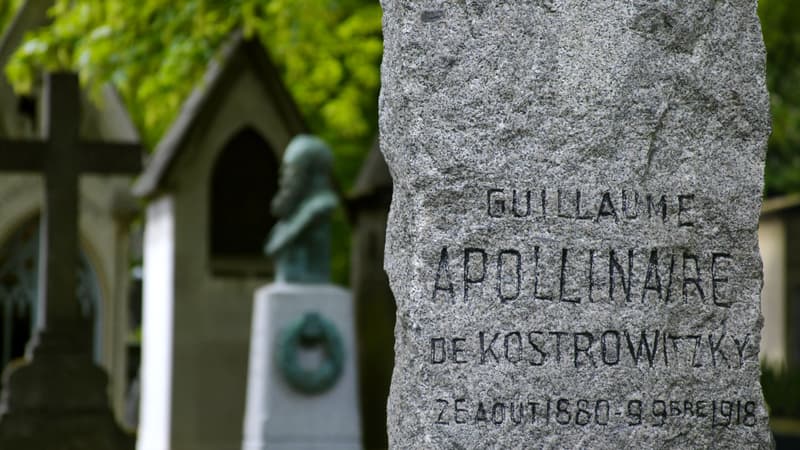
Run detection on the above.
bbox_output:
[209,127,279,275]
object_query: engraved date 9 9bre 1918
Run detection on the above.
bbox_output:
[434,396,759,429]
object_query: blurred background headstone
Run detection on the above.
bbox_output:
[0,72,140,449]
[0,0,141,426]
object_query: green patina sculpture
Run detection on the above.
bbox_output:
[265,135,338,283]
[266,136,345,394]
[276,311,344,394]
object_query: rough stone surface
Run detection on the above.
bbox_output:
[380,1,772,448]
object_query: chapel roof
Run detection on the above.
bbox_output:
[0,0,52,66]
[133,31,306,198]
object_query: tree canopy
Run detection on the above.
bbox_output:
[0,0,382,286]
[1,0,382,188]
[2,1,800,196]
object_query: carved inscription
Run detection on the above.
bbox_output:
[432,246,735,308]
[429,331,754,369]
[486,188,697,227]
[433,396,759,428]
[421,187,765,428]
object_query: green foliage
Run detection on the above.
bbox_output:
[3,0,381,191]
[6,1,800,198]
[2,1,381,285]
[0,0,24,35]
[760,0,800,195]
[762,363,800,417]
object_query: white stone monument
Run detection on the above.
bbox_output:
[133,33,306,450]
[242,136,361,450]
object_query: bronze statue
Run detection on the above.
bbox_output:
[265,135,338,283]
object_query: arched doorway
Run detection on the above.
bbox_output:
[0,215,103,367]
[209,126,279,275]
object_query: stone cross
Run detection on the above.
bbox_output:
[0,72,140,332]
[381,1,772,448]
[0,72,140,449]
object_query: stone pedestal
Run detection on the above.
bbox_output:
[242,283,361,450]
[0,325,134,449]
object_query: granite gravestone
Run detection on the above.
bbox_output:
[381,1,772,448]
[242,135,361,450]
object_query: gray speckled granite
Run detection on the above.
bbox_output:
[379,1,773,448]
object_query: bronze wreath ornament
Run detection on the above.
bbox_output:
[276,311,345,394]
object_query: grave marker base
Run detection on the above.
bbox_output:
[0,326,134,449]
